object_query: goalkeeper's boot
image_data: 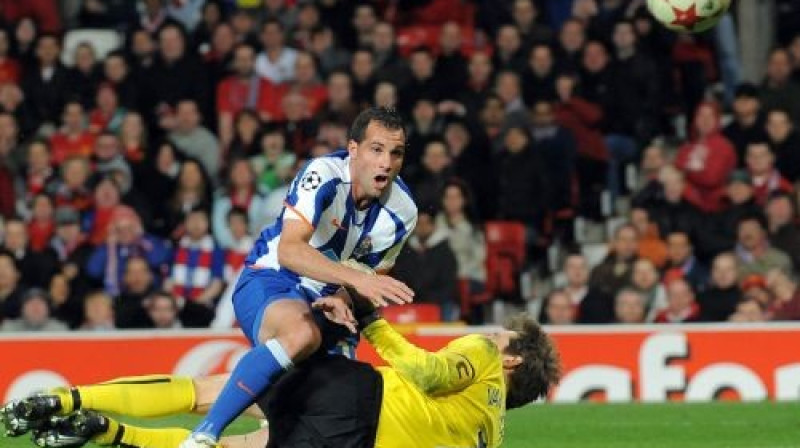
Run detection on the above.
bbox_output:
[179,432,219,448]
[1,394,63,437]
[31,410,107,448]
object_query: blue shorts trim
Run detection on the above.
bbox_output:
[233,267,319,346]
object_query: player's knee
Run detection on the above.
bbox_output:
[276,321,321,360]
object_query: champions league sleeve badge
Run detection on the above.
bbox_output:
[301,171,322,191]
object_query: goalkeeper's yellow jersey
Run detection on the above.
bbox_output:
[363,319,506,448]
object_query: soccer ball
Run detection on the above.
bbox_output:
[646,0,731,33]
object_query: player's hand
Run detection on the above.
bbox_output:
[312,296,358,333]
[350,273,414,307]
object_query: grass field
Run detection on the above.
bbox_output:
[3,402,799,447]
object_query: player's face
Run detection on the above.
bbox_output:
[349,121,405,201]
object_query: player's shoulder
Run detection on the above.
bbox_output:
[304,150,349,176]
[448,334,500,358]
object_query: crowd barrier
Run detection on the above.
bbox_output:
[2,323,798,403]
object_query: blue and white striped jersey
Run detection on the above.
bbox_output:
[246,150,417,296]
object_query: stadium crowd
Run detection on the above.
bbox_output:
[0,0,798,331]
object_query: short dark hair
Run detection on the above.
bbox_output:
[504,314,561,409]
[738,211,768,231]
[347,106,405,144]
[227,206,249,224]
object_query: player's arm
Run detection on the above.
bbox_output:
[362,318,498,395]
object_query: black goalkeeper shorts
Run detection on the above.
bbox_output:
[256,353,383,448]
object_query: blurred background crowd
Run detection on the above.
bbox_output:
[0,0,799,331]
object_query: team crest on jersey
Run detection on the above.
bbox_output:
[352,236,373,259]
[301,171,322,190]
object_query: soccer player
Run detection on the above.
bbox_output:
[181,107,417,446]
[4,306,560,448]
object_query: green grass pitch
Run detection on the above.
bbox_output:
[3,402,799,447]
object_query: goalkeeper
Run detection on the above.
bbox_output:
[2,295,560,448]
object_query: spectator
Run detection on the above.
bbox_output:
[22,33,70,130]
[250,128,295,194]
[317,70,358,126]
[529,100,576,218]
[760,48,800,126]
[410,140,452,212]
[664,231,709,292]
[1,288,67,332]
[80,290,115,331]
[0,27,20,85]
[647,166,702,239]
[167,158,213,240]
[20,140,56,212]
[88,83,126,134]
[227,109,262,159]
[436,180,487,305]
[48,273,80,328]
[494,126,549,241]
[115,255,158,329]
[86,176,124,246]
[222,207,253,283]
[766,107,800,182]
[392,210,459,322]
[630,258,667,322]
[399,47,443,114]
[562,253,612,324]
[49,156,93,213]
[589,224,638,299]
[675,101,737,212]
[698,170,762,258]
[614,288,646,324]
[103,51,138,110]
[765,268,800,320]
[522,43,557,106]
[255,19,298,84]
[435,22,469,100]
[373,81,398,109]
[493,25,526,73]
[277,90,317,158]
[216,43,276,146]
[213,158,267,249]
[86,206,170,296]
[540,289,575,325]
[290,52,327,117]
[370,22,410,89]
[655,278,701,323]
[746,141,792,205]
[442,119,495,220]
[346,48,376,110]
[166,207,224,307]
[723,83,767,164]
[556,18,586,71]
[92,132,131,184]
[494,70,526,115]
[142,23,209,129]
[119,112,148,166]
[138,0,169,34]
[458,52,495,120]
[26,194,55,251]
[405,97,443,173]
[67,42,102,110]
[607,20,660,144]
[50,206,92,300]
[633,144,669,198]
[736,213,793,279]
[698,252,742,321]
[0,252,24,321]
[310,25,350,78]
[349,3,377,50]
[2,218,58,288]
[203,21,236,90]
[293,2,323,48]
[168,99,221,181]
[630,206,667,268]
[766,192,800,272]
[146,291,182,329]
[0,82,36,138]
[49,101,96,164]
[580,40,613,114]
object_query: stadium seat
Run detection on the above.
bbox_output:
[484,221,527,301]
[61,29,122,67]
[581,243,609,268]
[382,303,442,324]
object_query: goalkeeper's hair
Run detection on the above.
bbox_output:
[504,314,561,409]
